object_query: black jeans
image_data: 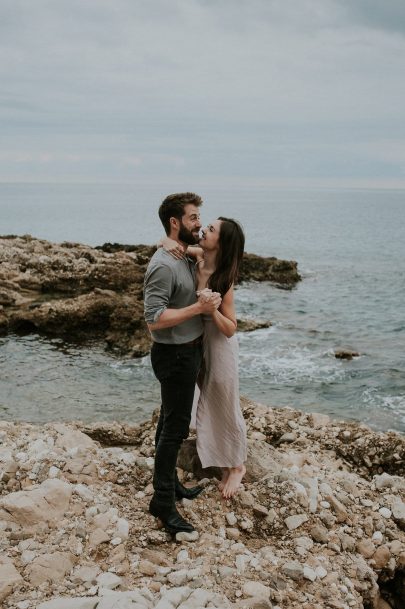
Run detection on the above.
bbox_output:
[151,340,202,507]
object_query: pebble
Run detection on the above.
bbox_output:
[372,531,383,544]
[282,561,304,581]
[372,545,390,569]
[242,580,271,598]
[284,514,308,531]
[392,499,405,527]
[226,527,240,540]
[303,566,317,581]
[95,572,122,590]
[176,549,189,563]
[226,512,237,526]
[379,507,392,519]
[175,530,199,542]
[315,566,328,579]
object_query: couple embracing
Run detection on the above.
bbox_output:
[143,192,247,536]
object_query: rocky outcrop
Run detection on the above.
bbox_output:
[237,318,272,332]
[1,399,405,608]
[335,349,360,360]
[0,236,299,356]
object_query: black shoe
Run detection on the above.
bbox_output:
[175,481,204,501]
[149,500,195,535]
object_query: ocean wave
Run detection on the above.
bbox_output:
[239,345,346,384]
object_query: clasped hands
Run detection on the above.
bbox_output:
[197,288,222,313]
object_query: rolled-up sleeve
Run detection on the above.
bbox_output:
[144,263,174,324]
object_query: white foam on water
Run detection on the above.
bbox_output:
[361,388,405,428]
[239,343,346,384]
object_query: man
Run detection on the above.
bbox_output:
[144,192,221,535]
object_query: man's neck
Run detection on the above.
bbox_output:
[168,232,186,249]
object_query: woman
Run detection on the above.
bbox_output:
[161,217,247,498]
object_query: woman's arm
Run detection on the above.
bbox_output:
[211,285,238,338]
[157,237,203,260]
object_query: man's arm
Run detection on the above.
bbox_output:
[148,302,204,331]
[144,263,221,331]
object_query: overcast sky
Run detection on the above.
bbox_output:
[1,0,405,185]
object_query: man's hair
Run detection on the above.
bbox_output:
[158,192,203,235]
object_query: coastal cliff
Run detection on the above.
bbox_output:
[0,235,299,356]
[1,400,405,608]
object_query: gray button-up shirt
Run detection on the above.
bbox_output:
[144,248,203,344]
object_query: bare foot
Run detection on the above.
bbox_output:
[222,465,246,499]
[218,468,230,491]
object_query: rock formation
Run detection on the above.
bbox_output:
[0,236,299,356]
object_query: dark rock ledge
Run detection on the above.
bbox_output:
[0,236,299,356]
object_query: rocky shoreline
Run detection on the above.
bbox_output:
[1,399,405,609]
[0,235,299,357]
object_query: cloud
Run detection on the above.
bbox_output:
[337,0,405,36]
[0,0,404,182]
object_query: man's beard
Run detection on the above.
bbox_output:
[178,221,199,245]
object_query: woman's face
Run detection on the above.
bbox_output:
[199,219,222,251]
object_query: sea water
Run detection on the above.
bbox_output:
[1,182,404,431]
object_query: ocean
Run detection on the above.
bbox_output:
[1,182,404,432]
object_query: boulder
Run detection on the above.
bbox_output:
[0,478,72,526]
[0,557,23,602]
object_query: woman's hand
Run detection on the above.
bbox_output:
[157,237,185,259]
[197,288,222,313]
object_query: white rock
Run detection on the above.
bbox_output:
[226,512,238,526]
[176,549,189,563]
[175,530,199,542]
[315,566,328,579]
[48,466,60,478]
[97,589,153,609]
[154,586,192,609]
[379,507,392,519]
[74,484,94,501]
[20,549,38,565]
[167,569,189,586]
[110,537,122,546]
[240,518,254,531]
[235,554,249,573]
[303,566,317,581]
[372,531,383,544]
[242,580,271,598]
[392,499,405,527]
[218,565,235,578]
[96,572,122,590]
[302,476,319,513]
[86,506,98,519]
[36,599,98,609]
[116,517,130,539]
[284,514,308,530]
[374,472,405,491]
[0,557,23,603]
[54,424,97,451]
[282,560,304,580]
[294,536,314,551]
[0,478,72,527]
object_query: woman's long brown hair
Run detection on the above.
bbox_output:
[207,217,245,297]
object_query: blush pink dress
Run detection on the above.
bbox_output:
[192,314,247,468]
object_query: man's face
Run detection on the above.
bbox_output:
[178,204,202,245]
